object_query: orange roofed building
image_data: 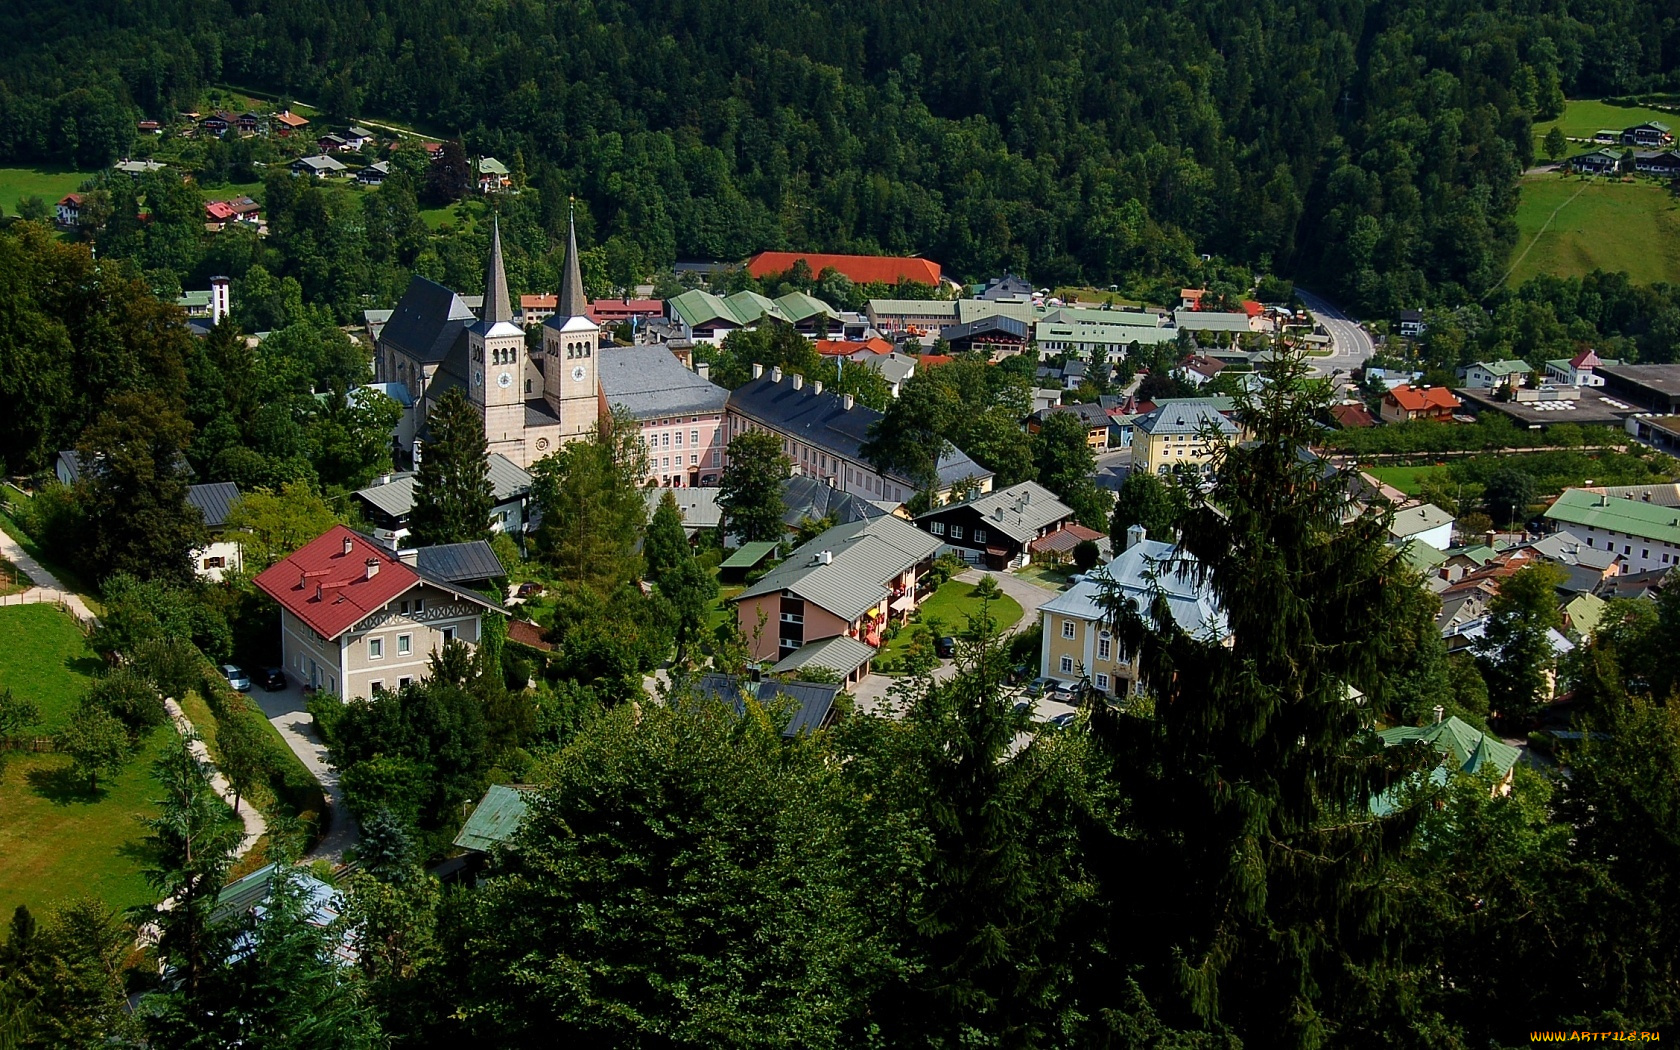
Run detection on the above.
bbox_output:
[814,337,894,357]
[746,251,941,287]
[1381,383,1462,424]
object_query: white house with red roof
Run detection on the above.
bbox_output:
[1545,349,1613,388]
[253,525,502,699]
[56,194,83,227]
[1380,383,1461,424]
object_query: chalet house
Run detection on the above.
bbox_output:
[1622,121,1673,147]
[731,514,941,664]
[727,364,994,505]
[357,161,390,186]
[1177,353,1226,387]
[291,154,348,178]
[273,110,309,136]
[1464,359,1533,392]
[1544,349,1610,387]
[235,112,262,134]
[228,196,261,224]
[1570,149,1622,175]
[252,525,503,700]
[1380,384,1460,424]
[938,315,1030,358]
[187,482,244,582]
[201,111,233,136]
[344,126,376,150]
[1634,149,1680,177]
[1331,402,1377,429]
[317,133,349,152]
[138,120,162,136]
[913,481,1077,570]
[477,157,511,193]
[1398,309,1426,338]
[204,201,237,229]
[55,194,82,227]
[1180,288,1207,310]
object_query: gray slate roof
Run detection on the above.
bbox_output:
[693,673,842,738]
[781,475,888,529]
[413,540,504,584]
[915,481,1072,545]
[727,373,992,491]
[1040,539,1226,642]
[1388,504,1454,541]
[736,515,942,623]
[380,274,476,365]
[598,346,729,419]
[646,487,722,531]
[355,454,532,519]
[187,482,241,529]
[770,634,877,677]
[1135,401,1239,437]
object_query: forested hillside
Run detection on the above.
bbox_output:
[1,0,1676,310]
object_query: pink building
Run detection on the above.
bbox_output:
[596,346,730,487]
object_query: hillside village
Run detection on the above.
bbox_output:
[1,81,1679,1046]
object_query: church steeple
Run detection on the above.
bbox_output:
[557,201,588,320]
[482,215,514,326]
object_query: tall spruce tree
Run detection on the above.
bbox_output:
[643,489,691,584]
[1087,350,1428,1042]
[410,388,493,547]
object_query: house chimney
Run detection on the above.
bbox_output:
[771,365,784,383]
[1126,524,1147,550]
[752,362,763,379]
[315,583,324,602]
[817,550,833,565]
[792,373,804,390]
[342,536,354,556]
[398,549,418,566]
[842,393,855,410]
[365,557,380,580]
[812,380,823,396]
[1432,704,1445,724]
[696,361,710,380]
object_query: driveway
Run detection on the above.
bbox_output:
[1296,288,1375,383]
[250,679,358,864]
[850,568,1058,716]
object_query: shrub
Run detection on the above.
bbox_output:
[133,635,201,701]
[83,667,167,740]
[306,692,346,747]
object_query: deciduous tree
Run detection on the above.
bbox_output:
[717,429,790,543]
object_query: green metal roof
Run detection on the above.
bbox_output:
[720,540,779,569]
[453,784,532,853]
[1471,359,1533,376]
[477,156,509,175]
[1564,592,1607,637]
[1378,716,1519,777]
[773,291,838,324]
[1400,540,1447,572]
[1545,488,1680,545]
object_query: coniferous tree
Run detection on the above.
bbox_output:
[1087,350,1432,1041]
[410,388,493,547]
[644,489,691,584]
[1108,469,1181,549]
[717,429,790,543]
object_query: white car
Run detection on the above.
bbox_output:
[221,664,251,692]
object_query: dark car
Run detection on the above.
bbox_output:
[935,636,957,658]
[517,582,545,598]
[258,667,287,691]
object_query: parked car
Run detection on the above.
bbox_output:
[258,667,286,691]
[935,635,957,658]
[1047,712,1079,730]
[517,582,545,598]
[1025,677,1055,698]
[221,664,251,692]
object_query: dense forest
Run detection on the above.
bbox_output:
[1,0,1677,311]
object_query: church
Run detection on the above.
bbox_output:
[376,215,602,469]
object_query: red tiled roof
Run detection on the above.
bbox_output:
[1570,348,1601,369]
[205,201,236,221]
[1386,384,1461,412]
[1181,288,1206,299]
[507,619,554,651]
[1028,523,1105,554]
[814,337,893,356]
[253,526,426,641]
[521,294,557,310]
[1331,403,1377,429]
[273,111,309,128]
[58,193,82,207]
[917,353,955,368]
[588,299,664,322]
[746,251,941,286]
[1241,299,1263,317]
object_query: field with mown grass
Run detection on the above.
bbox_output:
[0,604,100,729]
[0,165,96,217]
[1507,173,1680,287]
[1532,98,1680,154]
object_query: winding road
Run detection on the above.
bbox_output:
[1296,288,1375,382]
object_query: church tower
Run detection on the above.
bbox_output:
[542,205,601,439]
[468,217,530,464]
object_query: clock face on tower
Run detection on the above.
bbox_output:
[497,371,512,388]
[571,365,587,383]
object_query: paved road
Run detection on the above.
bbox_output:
[851,568,1059,716]
[251,680,359,864]
[1094,447,1132,492]
[164,697,267,858]
[1296,288,1375,384]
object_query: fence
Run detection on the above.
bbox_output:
[0,588,96,633]
[0,735,58,753]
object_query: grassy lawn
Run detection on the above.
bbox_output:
[1052,286,1146,308]
[201,179,265,203]
[0,725,172,919]
[1363,464,1443,497]
[0,555,31,596]
[0,165,97,216]
[1532,98,1679,154]
[1015,562,1075,590]
[0,604,100,730]
[882,579,1024,661]
[1507,173,1680,287]
[708,585,744,639]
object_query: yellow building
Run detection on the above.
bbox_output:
[1131,400,1239,477]
[1038,530,1226,698]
